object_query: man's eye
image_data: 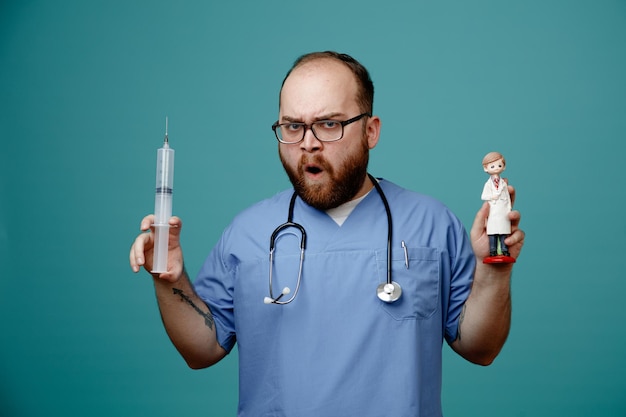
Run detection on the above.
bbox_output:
[286,123,303,131]
[320,121,339,129]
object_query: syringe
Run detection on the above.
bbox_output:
[152,117,175,273]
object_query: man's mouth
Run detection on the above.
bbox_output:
[305,165,323,175]
[299,155,330,180]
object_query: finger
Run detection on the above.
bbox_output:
[168,216,183,230]
[505,228,525,247]
[506,208,524,243]
[163,216,182,247]
[130,232,151,272]
[140,214,156,232]
[508,209,521,228]
[507,184,516,207]
[132,215,155,273]
[130,237,143,273]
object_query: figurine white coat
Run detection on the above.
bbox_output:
[481,175,511,235]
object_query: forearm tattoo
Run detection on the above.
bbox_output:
[457,304,467,341]
[172,288,215,330]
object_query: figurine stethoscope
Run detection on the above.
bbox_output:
[264,174,402,305]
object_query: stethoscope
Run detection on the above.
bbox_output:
[264,173,402,305]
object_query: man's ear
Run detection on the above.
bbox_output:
[366,115,381,149]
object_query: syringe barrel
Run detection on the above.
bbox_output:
[154,145,175,224]
[152,144,174,273]
[152,224,170,273]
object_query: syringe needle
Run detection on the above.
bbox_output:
[164,116,169,143]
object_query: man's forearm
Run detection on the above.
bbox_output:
[452,263,512,365]
[154,270,226,369]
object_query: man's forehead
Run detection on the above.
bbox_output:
[280,59,358,113]
[284,59,356,88]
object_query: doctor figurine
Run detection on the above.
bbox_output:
[481,152,516,264]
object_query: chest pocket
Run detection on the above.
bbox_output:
[376,246,440,320]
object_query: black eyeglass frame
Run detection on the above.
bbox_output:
[272,112,371,144]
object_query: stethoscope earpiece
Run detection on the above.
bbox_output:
[264,287,292,304]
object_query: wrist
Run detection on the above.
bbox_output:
[474,262,513,284]
[152,266,189,287]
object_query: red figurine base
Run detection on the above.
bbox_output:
[483,255,516,264]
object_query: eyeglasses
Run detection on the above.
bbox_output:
[272,112,371,144]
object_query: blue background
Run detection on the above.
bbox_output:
[1,0,625,415]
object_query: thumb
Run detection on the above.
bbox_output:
[470,202,490,240]
[167,216,183,245]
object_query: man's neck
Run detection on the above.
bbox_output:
[352,174,375,200]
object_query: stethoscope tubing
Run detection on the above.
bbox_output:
[266,173,400,304]
[368,174,393,288]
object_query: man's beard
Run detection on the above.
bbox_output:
[280,139,370,211]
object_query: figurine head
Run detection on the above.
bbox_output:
[482,151,506,176]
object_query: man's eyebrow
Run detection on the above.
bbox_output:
[280,113,345,123]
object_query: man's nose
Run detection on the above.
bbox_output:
[300,127,322,152]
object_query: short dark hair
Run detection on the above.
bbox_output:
[280,51,374,113]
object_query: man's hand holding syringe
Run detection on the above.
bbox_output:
[130,214,184,283]
[129,118,184,283]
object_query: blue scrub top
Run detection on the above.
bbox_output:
[195,179,475,417]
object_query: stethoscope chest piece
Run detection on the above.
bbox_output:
[377,281,402,303]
